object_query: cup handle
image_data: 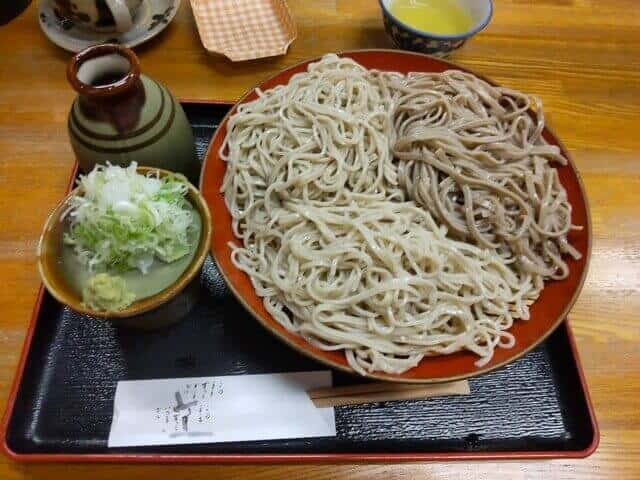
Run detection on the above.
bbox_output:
[104,0,134,33]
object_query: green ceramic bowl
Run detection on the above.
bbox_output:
[37,166,212,329]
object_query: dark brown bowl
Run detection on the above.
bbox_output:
[37,166,212,329]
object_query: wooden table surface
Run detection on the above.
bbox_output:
[1,0,639,478]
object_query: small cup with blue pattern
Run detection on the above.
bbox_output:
[378,0,493,57]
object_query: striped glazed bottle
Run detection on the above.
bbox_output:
[66,44,198,183]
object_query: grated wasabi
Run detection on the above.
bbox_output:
[82,273,136,312]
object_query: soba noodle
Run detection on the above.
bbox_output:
[221,54,580,375]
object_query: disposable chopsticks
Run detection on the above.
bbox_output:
[308,380,470,408]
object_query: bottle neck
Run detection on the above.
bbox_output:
[68,44,146,134]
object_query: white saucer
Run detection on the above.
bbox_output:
[38,0,180,52]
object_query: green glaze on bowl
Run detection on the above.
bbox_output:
[61,204,202,303]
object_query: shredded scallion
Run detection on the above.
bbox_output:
[63,162,195,274]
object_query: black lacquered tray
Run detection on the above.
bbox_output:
[1,101,598,463]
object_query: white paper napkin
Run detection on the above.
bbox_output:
[108,371,335,447]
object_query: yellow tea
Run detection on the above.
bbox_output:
[389,0,473,35]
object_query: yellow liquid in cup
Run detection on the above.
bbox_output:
[389,0,474,35]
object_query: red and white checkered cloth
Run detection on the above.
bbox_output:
[190,0,297,61]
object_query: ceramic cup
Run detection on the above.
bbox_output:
[53,0,143,33]
[378,0,493,56]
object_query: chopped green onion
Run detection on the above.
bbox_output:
[63,162,195,274]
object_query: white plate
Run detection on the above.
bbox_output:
[38,0,180,52]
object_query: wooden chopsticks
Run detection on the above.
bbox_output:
[308,380,470,408]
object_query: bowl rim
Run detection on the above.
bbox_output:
[37,166,212,319]
[199,48,592,383]
[378,0,494,41]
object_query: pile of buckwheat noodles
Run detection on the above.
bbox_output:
[221,54,580,375]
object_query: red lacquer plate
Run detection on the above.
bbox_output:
[200,49,591,383]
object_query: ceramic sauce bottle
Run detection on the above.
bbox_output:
[66,44,199,182]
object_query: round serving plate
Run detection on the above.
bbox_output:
[200,49,591,383]
[38,0,180,53]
